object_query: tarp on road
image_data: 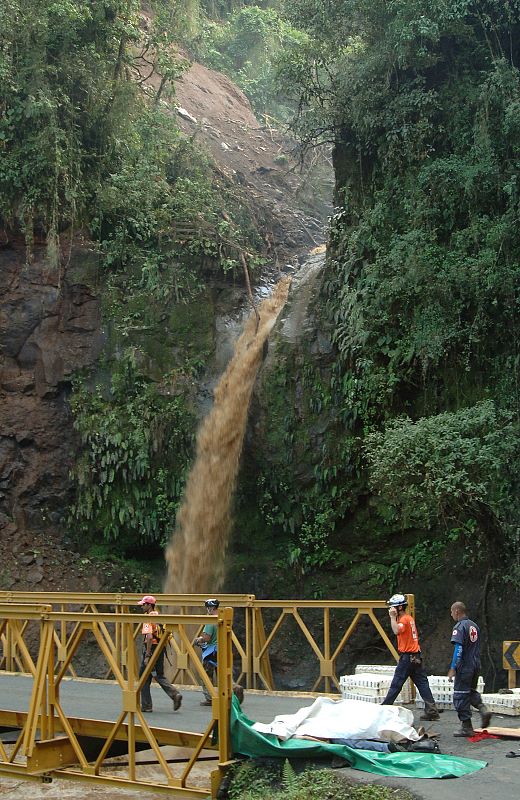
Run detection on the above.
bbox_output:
[230,697,487,779]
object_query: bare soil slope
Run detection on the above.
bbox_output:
[172,59,329,262]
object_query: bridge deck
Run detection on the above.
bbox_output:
[0,673,309,737]
[4,673,520,800]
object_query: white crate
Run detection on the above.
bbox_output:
[340,672,412,704]
[428,676,455,688]
[340,673,391,695]
[431,690,456,704]
[354,664,413,703]
[428,675,485,693]
[416,699,454,710]
[480,693,520,716]
[355,664,397,675]
[341,692,381,704]
[416,678,488,712]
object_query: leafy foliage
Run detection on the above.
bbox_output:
[69,353,195,548]
[190,5,308,116]
[0,0,143,237]
[0,0,257,275]
[227,760,412,800]
[90,106,259,302]
[365,401,519,532]
[276,0,520,572]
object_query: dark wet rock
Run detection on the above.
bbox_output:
[27,565,44,584]
[0,239,102,543]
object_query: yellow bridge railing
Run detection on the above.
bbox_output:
[0,592,410,692]
[0,592,412,797]
[0,602,234,798]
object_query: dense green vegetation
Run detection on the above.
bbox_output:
[69,352,195,548]
[226,760,412,800]
[0,0,263,271]
[246,0,520,588]
[192,4,306,116]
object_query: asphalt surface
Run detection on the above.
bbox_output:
[340,707,520,800]
[1,675,520,798]
[0,673,308,732]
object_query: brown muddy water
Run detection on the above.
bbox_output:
[164,278,291,595]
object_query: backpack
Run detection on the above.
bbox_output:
[152,622,173,646]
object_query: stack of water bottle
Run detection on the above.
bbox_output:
[339,664,413,705]
[478,689,520,716]
[417,676,520,715]
[415,675,485,711]
[341,666,520,715]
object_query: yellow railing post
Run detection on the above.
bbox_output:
[324,607,331,694]
[212,606,234,799]
[22,611,53,757]
[6,622,13,672]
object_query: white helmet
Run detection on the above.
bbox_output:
[387,593,407,607]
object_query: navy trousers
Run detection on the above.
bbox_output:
[381,652,435,705]
[200,651,242,702]
[453,667,482,721]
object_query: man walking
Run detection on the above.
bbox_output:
[381,593,440,720]
[194,598,244,706]
[448,600,491,736]
[138,594,182,713]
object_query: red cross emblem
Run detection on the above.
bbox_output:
[469,626,478,642]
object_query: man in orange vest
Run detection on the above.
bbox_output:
[138,595,182,713]
[381,593,440,720]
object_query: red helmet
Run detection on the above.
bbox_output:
[138,595,156,605]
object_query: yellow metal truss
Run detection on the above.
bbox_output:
[0,592,413,796]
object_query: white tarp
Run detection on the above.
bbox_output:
[252,697,420,743]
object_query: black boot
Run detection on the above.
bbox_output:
[419,702,440,721]
[453,719,474,737]
[233,685,244,705]
[478,703,492,728]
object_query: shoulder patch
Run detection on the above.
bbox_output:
[452,629,458,636]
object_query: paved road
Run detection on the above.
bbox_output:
[341,708,520,800]
[2,675,520,798]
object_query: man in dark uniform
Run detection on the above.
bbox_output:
[448,600,491,736]
[381,593,440,720]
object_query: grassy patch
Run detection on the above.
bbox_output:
[225,760,413,800]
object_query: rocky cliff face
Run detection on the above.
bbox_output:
[0,237,103,562]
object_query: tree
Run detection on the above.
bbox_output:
[279,0,520,564]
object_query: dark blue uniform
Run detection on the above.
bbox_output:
[451,617,482,722]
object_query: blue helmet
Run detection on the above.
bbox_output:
[205,598,220,609]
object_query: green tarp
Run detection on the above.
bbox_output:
[230,697,487,779]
